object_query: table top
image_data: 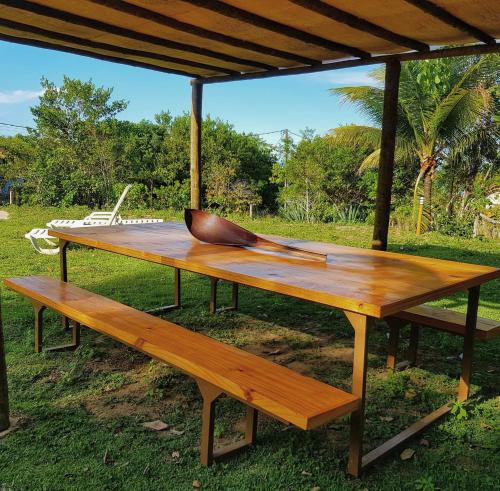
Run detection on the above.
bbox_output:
[50,222,499,318]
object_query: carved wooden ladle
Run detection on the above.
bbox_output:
[185,209,326,262]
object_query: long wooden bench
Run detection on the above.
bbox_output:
[385,304,500,369]
[4,276,360,465]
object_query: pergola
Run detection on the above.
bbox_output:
[0,0,499,250]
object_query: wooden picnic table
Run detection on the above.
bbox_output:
[49,222,499,476]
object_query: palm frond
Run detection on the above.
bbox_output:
[330,86,384,125]
[359,149,381,171]
[329,125,381,149]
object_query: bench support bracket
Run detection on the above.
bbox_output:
[146,268,182,315]
[196,379,257,466]
[210,279,239,314]
[32,300,80,353]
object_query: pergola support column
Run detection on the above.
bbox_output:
[190,79,203,210]
[372,60,401,251]
[0,295,10,432]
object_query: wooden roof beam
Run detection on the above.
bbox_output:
[1,0,273,71]
[185,0,371,59]
[404,0,496,45]
[0,33,200,78]
[89,0,319,66]
[289,0,429,52]
[199,43,500,84]
[0,18,239,75]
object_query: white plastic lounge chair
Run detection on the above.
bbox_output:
[47,184,132,228]
[24,228,60,255]
[26,185,163,255]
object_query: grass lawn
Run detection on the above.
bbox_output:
[0,206,499,491]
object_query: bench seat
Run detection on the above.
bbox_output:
[5,276,360,463]
[393,304,499,340]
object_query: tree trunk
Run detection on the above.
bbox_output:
[0,296,9,432]
[423,171,432,231]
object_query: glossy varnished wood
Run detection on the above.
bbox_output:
[4,276,360,430]
[48,222,500,319]
[392,304,500,339]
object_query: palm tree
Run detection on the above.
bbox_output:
[331,55,499,228]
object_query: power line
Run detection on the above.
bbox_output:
[0,121,33,130]
[254,129,302,138]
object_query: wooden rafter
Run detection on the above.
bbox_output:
[89,0,319,66]
[0,33,200,78]
[404,0,496,45]
[289,0,429,52]
[199,42,500,84]
[0,18,238,75]
[1,0,274,70]
[186,0,371,59]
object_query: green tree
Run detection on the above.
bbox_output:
[29,76,127,206]
[331,55,499,228]
[273,131,374,221]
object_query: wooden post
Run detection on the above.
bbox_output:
[372,60,401,251]
[190,79,203,210]
[0,294,10,432]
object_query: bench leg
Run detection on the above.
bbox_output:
[32,301,80,353]
[196,379,258,466]
[458,286,480,401]
[33,302,46,353]
[386,319,402,370]
[407,324,420,365]
[210,279,239,314]
[146,268,181,315]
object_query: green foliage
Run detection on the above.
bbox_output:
[450,400,468,420]
[331,54,499,227]
[4,77,276,211]
[24,77,128,206]
[435,213,474,238]
[415,476,437,491]
[273,133,372,222]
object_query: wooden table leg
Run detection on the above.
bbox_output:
[344,311,371,478]
[59,239,70,331]
[356,287,481,473]
[458,286,480,401]
[210,279,239,314]
[32,302,45,353]
[146,268,182,315]
[209,277,218,314]
[386,318,403,370]
[0,295,10,432]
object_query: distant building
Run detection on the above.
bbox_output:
[0,177,23,201]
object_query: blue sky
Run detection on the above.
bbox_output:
[0,41,376,144]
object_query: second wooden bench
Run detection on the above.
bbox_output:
[385,304,500,369]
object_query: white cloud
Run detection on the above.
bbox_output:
[0,89,43,104]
